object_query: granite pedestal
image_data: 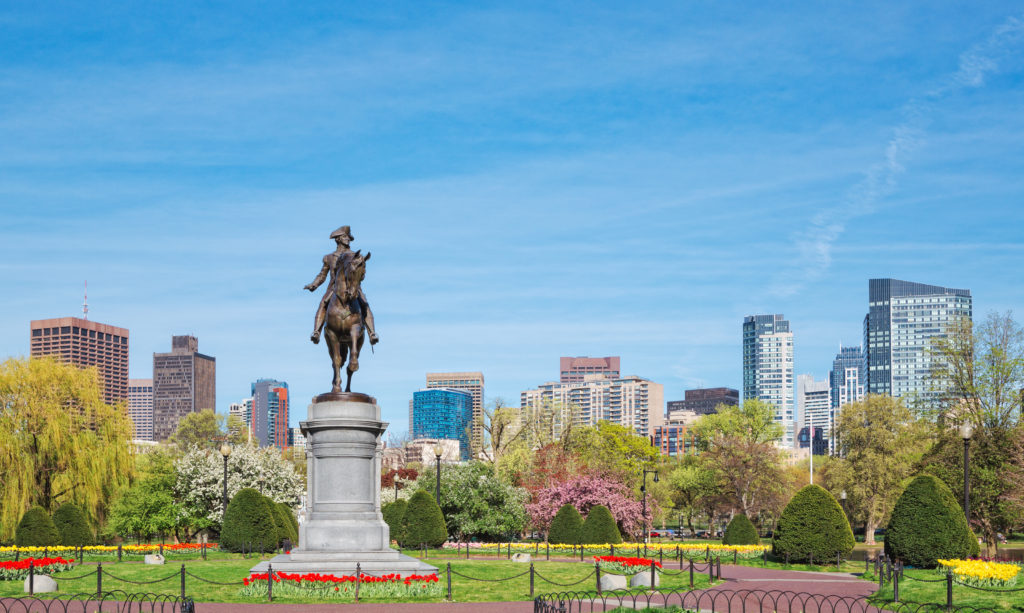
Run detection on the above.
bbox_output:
[251,392,436,576]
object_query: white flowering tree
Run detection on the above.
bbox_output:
[175,443,304,531]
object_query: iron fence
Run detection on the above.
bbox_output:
[0,591,194,613]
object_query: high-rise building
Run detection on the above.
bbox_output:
[251,379,289,449]
[797,374,830,449]
[864,279,972,405]
[650,424,698,457]
[667,387,739,419]
[411,388,474,460]
[743,314,795,447]
[521,374,665,438]
[127,378,154,441]
[425,372,484,452]
[830,346,865,409]
[559,356,621,384]
[30,316,129,404]
[152,335,216,441]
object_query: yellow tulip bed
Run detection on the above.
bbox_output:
[0,543,216,557]
[446,542,768,559]
[937,559,1022,588]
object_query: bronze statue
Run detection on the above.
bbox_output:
[305,226,379,393]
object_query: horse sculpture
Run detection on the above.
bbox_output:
[324,250,371,393]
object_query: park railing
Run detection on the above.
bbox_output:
[0,545,218,563]
[868,552,1024,610]
[0,590,195,613]
[533,587,1000,613]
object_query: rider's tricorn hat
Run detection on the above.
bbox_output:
[330,225,354,241]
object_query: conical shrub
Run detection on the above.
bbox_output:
[267,497,297,545]
[277,502,299,542]
[885,475,978,567]
[220,488,278,553]
[772,485,854,563]
[580,505,621,545]
[53,503,93,546]
[722,513,759,546]
[382,499,408,546]
[402,490,447,548]
[548,504,583,545]
[15,507,60,546]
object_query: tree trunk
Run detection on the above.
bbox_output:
[864,516,879,546]
[686,512,696,537]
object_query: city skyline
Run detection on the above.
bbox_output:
[2,4,1023,436]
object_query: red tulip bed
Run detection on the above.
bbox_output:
[240,571,443,600]
[0,557,75,580]
[593,555,662,575]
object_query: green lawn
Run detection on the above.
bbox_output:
[868,568,1024,612]
[0,555,718,603]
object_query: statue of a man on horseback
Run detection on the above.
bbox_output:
[304,225,379,393]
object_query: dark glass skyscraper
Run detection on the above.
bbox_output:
[864,279,971,405]
[830,345,865,409]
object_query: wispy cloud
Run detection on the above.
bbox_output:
[771,12,1024,297]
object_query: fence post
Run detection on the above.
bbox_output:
[705,545,709,559]
[644,543,648,558]
[677,545,681,568]
[689,558,694,589]
[650,559,656,588]
[610,543,614,557]
[530,562,535,597]
[28,560,34,596]
[267,564,273,602]
[708,557,713,582]
[660,549,664,567]
[43,546,47,559]
[446,562,452,601]
[579,545,584,562]
[79,546,83,566]
[14,549,18,562]
[893,566,899,603]
[546,542,549,561]
[97,562,103,596]
[160,543,164,556]
[733,550,737,565]
[717,557,721,579]
[946,572,953,611]
[355,562,360,602]
[180,564,186,600]
[507,542,511,560]
[762,548,766,567]
[595,561,601,594]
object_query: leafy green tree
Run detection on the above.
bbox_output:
[702,436,789,518]
[885,475,978,567]
[831,395,929,545]
[15,507,60,546]
[923,312,1024,554]
[580,505,621,545]
[53,503,93,546]
[667,459,716,536]
[772,485,854,563]
[382,499,408,545]
[417,461,528,541]
[0,357,134,541]
[692,399,784,448]
[221,488,278,552]
[107,450,184,542]
[171,409,248,450]
[562,422,662,487]
[722,513,759,545]
[402,490,448,548]
[548,504,583,544]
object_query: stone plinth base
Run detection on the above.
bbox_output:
[250,549,437,576]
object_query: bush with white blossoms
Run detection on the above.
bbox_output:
[175,443,305,529]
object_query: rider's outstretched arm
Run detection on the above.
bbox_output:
[304,261,330,291]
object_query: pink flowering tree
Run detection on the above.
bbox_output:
[526,474,656,540]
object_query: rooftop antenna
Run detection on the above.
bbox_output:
[83,281,89,320]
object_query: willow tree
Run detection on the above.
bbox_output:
[0,357,134,540]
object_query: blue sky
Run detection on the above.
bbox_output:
[2,2,1023,435]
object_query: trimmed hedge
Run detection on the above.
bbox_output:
[402,490,447,548]
[722,513,759,546]
[383,499,408,546]
[548,504,583,545]
[580,505,622,545]
[277,502,299,543]
[221,488,278,553]
[772,485,854,563]
[267,497,297,545]
[53,503,93,546]
[885,475,979,567]
[15,507,60,546]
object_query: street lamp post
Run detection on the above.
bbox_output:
[960,422,974,524]
[219,444,232,514]
[641,469,659,543]
[433,443,444,505]
[840,490,847,518]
